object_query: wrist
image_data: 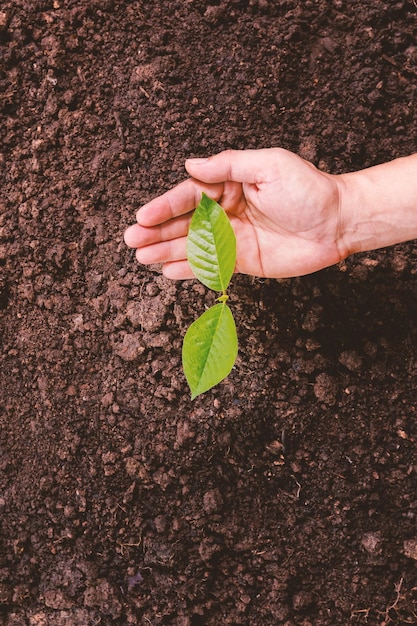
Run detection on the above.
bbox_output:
[335,154,417,258]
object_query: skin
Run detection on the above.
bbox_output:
[124,148,417,280]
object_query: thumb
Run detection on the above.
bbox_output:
[185,148,276,184]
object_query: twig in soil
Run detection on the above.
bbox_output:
[351,578,406,623]
[77,66,86,85]
[139,85,151,99]
[113,111,126,149]
[382,577,404,623]
[350,607,370,621]
[117,538,142,556]
[293,476,302,499]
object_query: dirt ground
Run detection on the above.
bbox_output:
[1,1,417,624]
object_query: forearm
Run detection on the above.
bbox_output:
[337,154,417,256]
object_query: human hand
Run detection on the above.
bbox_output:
[124,148,348,279]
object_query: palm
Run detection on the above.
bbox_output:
[211,153,342,278]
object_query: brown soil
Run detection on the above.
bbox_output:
[1,1,417,624]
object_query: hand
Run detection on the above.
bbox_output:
[124,148,348,279]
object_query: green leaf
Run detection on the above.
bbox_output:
[187,193,236,292]
[182,303,238,399]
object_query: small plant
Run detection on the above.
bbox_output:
[182,193,238,399]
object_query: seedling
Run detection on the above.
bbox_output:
[182,193,238,399]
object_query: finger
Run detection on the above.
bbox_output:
[135,236,187,265]
[185,148,280,185]
[124,214,191,249]
[136,178,225,227]
[162,260,195,281]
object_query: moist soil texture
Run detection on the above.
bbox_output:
[1,1,417,625]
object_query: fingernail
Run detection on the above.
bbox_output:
[186,157,209,164]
